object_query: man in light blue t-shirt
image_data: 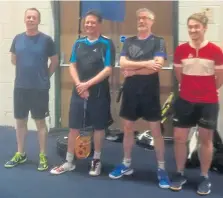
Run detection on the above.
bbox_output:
[4,8,58,171]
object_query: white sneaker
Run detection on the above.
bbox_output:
[50,162,75,175]
[89,159,101,176]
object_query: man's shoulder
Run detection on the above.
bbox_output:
[76,36,87,42]
[100,35,112,41]
[151,35,164,41]
[71,37,87,48]
[39,32,53,40]
[124,36,137,42]
[99,35,115,46]
[207,42,222,52]
[176,42,190,51]
[13,32,26,40]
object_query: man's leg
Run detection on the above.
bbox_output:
[196,127,213,195]
[170,97,195,191]
[173,128,190,174]
[142,92,169,188]
[5,88,29,168]
[34,119,49,171]
[149,121,170,188]
[109,87,137,179]
[16,119,28,154]
[50,92,83,175]
[30,89,50,171]
[88,97,111,176]
[169,127,190,191]
[196,103,218,195]
[88,129,105,176]
[109,119,135,179]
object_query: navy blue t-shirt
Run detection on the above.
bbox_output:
[120,34,167,94]
[10,32,56,89]
[70,35,116,97]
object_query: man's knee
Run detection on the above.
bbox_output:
[174,128,189,144]
[123,119,135,133]
[35,119,47,131]
[149,121,162,138]
[199,127,213,147]
[16,119,28,130]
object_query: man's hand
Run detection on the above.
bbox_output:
[79,90,89,99]
[145,60,163,71]
[76,82,90,95]
[122,69,136,78]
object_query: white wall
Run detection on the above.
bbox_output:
[178,0,223,139]
[0,1,55,130]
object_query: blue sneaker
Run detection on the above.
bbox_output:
[157,168,170,188]
[109,164,134,179]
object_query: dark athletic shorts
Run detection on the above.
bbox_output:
[119,85,161,122]
[14,88,49,120]
[69,90,113,130]
[172,97,219,130]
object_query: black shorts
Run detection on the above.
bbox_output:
[14,88,49,120]
[69,90,113,130]
[172,97,219,130]
[119,85,161,122]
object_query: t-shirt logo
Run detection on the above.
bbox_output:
[129,44,143,58]
[93,48,97,52]
[188,53,193,59]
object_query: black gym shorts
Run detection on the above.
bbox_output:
[69,89,113,130]
[119,84,161,122]
[172,97,219,130]
[14,88,49,120]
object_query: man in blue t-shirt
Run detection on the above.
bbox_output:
[50,11,115,176]
[4,8,58,171]
[109,8,170,188]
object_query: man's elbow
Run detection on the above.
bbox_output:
[11,60,16,65]
[51,55,59,66]
[119,57,128,68]
[105,67,112,76]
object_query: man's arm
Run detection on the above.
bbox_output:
[119,38,156,70]
[173,45,183,84]
[69,62,81,85]
[48,55,59,77]
[11,53,16,65]
[10,36,17,65]
[120,56,154,70]
[47,37,59,77]
[69,42,80,85]
[214,46,223,89]
[174,65,183,83]
[125,37,167,76]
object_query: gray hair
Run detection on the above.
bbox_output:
[136,8,155,20]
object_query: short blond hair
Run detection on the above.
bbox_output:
[136,8,155,20]
[187,12,208,27]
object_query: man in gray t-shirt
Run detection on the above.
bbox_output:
[4,8,58,171]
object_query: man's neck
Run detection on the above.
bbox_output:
[137,31,152,40]
[191,38,205,49]
[26,30,39,36]
[87,33,100,41]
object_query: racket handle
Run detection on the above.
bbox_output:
[116,86,123,103]
[84,99,87,110]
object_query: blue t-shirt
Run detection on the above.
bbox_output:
[10,32,56,89]
[70,35,116,97]
[120,34,167,94]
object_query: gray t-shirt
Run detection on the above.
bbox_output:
[10,32,56,89]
